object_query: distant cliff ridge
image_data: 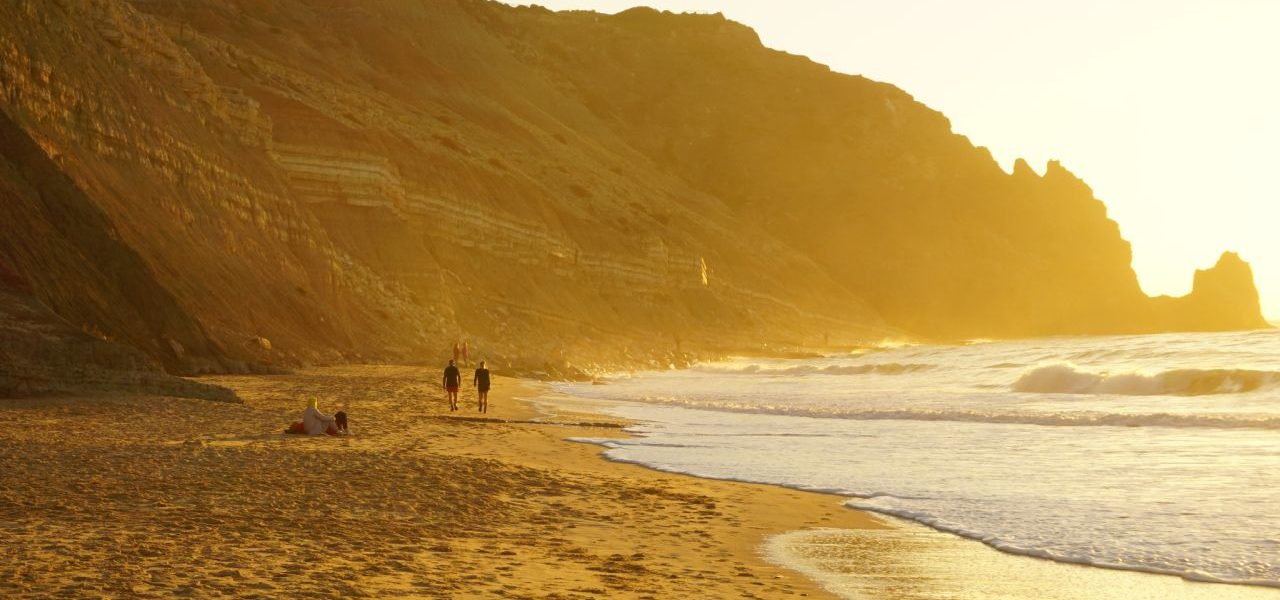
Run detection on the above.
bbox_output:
[0,0,1267,386]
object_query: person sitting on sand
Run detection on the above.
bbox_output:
[474,360,491,414]
[303,398,341,435]
[443,359,461,411]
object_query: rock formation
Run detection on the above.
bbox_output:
[0,265,236,401]
[0,0,1267,388]
[1151,252,1270,332]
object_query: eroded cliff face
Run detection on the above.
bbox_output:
[498,8,1144,337]
[0,0,1266,382]
[0,0,444,373]
[0,243,234,400]
[0,0,888,380]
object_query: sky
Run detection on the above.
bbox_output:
[500,0,1280,318]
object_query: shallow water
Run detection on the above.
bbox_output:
[551,330,1280,588]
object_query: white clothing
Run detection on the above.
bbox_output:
[302,406,335,435]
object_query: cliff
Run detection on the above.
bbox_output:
[504,9,1193,338]
[0,250,236,400]
[0,0,1267,386]
[0,280,238,401]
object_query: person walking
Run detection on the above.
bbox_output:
[473,360,491,413]
[443,359,461,411]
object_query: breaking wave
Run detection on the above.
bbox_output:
[1012,364,1280,396]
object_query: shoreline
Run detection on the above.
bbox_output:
[2,365,1277,599]
[534,377,1280,600]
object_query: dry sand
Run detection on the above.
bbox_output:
[4,365,1277,599]
[0,365,880,599]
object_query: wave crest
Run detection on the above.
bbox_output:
[1012,364,1280,396]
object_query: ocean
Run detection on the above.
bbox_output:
[545,330,1280,590]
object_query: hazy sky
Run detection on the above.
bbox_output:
[501,0,1280,317]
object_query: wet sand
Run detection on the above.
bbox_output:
[2,365,1276,599]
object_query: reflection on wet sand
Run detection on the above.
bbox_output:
[766,522,1280,600]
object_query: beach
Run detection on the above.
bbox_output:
[3,364,1277,599]
[0,366,878,599]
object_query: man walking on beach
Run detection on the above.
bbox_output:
[443,359,461,411]
[473,360,491,413]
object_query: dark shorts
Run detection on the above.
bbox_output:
[446,386,459,393]
[478,386,490,393]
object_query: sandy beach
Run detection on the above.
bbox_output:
[3,365,1278,599]
[0,366,880,599]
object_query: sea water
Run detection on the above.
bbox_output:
[548,330,1280,588]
